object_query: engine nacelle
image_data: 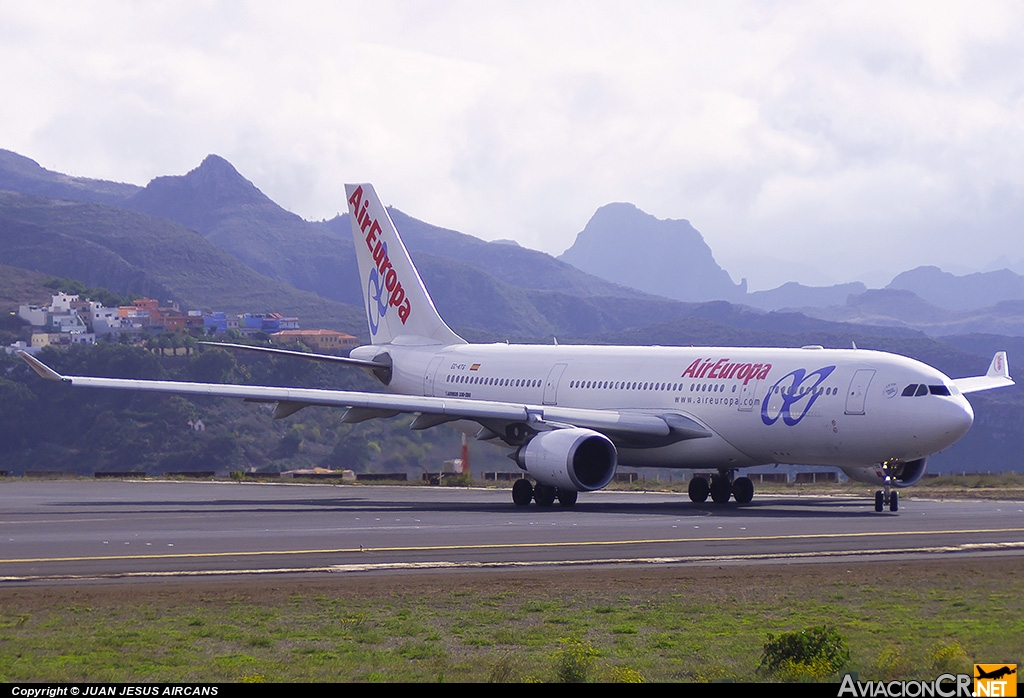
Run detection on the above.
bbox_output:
[514,428,617,492]
[841,458,928,487]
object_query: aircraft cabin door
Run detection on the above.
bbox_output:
[737,379,761,412]
[543,363,568,405]
[423,356,445,397]
[845,369,875,415]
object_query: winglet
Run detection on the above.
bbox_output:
[987,351,1009,379]
[16,351,67,382]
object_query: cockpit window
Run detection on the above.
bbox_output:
[915,384,929,397]
[929,385,951,396]
[902,384,919,397]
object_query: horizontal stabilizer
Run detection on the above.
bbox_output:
[952,351,1014,394]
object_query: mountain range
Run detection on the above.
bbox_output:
[6,148,1024,335]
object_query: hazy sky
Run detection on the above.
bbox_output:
[3,1,1024,290]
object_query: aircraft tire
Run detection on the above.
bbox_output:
[556,489,578,507]
[889,490,899,512]
[512,478,534,507]
[732,476,754,505]
[710,475,732,504]
[534,483,557,507]
[688,476,710,503]
[875,490,884,512]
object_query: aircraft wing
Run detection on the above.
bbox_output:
[17,351,710,446]
[952,351,1014,394]
[197,341,389,369]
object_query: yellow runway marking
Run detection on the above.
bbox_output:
[3,527,1024,565]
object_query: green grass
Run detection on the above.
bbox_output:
[0,557,1021,682]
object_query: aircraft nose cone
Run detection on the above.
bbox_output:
[944,397,974,443]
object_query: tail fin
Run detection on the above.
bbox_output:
[346,184,465,346]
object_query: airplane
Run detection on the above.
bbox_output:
[18,183,1015,512]
[975,666,1016,681]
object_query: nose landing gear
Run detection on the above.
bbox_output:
[874,463,899,512]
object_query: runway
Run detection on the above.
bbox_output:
[1,480,1023,583]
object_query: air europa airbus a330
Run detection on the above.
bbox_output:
[18,184,1014,512]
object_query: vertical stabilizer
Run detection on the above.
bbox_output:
[346,184,465,346]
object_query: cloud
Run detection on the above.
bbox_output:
[2,1,1024,289]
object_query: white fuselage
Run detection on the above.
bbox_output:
[357,341,975,470]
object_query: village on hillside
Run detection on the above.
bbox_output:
[6,291,360,356]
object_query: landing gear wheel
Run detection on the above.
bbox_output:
[732,476,754,505]
[874,464,901,514]
[688,476,710,503]
[710,475,732,504]
[534,483,556,507]
[556,489,578,507]
[512,478,534,507]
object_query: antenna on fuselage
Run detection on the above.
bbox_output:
[852,341,858,350]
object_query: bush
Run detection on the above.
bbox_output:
[930,641,969,674]
[552,638,599,683]
[758,625,850,680]
[604,665,645,683]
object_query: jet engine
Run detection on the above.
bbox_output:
[513,428,617,492]
[841,458,928,487]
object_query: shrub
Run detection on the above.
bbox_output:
[552,638,599,683]
[605,665,645,683]
[758,625,850,680]
[930,641,969,674]
[871,646,911,680]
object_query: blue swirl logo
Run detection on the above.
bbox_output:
[761,365,836,426]
[366,242,390,336]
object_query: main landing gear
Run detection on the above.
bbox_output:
[511,478,577,508]
[688,471,754,505]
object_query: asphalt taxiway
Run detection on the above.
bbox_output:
[1,480,1022,583]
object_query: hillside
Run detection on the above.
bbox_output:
[0,263,53,312]
[0,149,139,206]
[320,209,654,300]
[0,192,364,332]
